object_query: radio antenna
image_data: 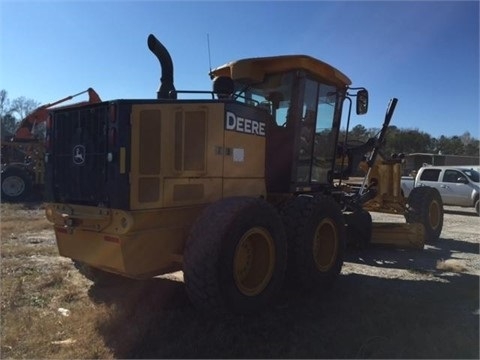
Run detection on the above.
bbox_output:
[207,33,212,74]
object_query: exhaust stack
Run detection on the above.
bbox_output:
[147,34,176,99]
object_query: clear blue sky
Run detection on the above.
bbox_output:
[1,1,479,139]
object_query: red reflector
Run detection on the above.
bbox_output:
[108,127,117,147]
[109,105,116,123]
[104,236,120,244]
[45,115,53,151]
[46,114,53,130]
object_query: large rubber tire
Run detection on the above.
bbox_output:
[183,197,287,314]
[475,199,479,216]
[282,195,346,291]
[73,261,127,286]
[1,167,33,202]
[405,187,444,242]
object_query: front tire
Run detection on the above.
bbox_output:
[183,197,287,314]
[405,187,444,242]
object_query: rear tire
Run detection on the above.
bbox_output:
[282,195,346,291]
[184,197,287,314]
[1,167,33,202]
[475,199,479,216]
[405,187,444,242]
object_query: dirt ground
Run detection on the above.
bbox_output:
[0,203,479,359]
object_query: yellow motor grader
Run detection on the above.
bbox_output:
[44,34,443,313]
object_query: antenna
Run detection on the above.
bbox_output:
[207,33,212,73]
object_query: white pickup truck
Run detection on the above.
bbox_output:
[402,166,480,215]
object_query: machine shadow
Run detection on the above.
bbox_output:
[89,268,479,359]
[88,276,190,309]
[444,209,478,217]
[345,236,479,271]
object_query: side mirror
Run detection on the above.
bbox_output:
[356,89,369,115]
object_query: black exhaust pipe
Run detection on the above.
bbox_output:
[147,34,176,99]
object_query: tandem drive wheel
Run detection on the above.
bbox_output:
[282,195,346,291]
[183,197,287,314]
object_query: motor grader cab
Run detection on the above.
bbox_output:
[44,34,443,314]
[1,88,101,202]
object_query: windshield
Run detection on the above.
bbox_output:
[462,169,479,182]
[233,72,295,126]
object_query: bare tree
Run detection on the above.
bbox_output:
[0,89,12,118]
[1,90,43,137]
[1,90,16,136]
[10,96,41,120]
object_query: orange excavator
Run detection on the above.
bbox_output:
[12,88,101,141]
[1,88,101,201]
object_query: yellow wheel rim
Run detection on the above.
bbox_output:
[429,200,441,230]
[312,218,338,272]
[233,227,275,297]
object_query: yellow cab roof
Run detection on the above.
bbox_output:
[210,55,352,88]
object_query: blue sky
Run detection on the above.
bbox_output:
[1,1,478,138]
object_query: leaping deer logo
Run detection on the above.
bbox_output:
[73,145,86,165]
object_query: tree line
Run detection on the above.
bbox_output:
[340,124,479,157]
[1,89,478,157]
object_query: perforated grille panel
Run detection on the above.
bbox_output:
[137,109,162,203]
[174,110,206,172]
[51,106,108,204]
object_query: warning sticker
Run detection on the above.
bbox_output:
[233,148,244,162]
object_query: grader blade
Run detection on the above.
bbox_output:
[371,222,425,249]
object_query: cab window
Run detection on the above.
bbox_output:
[419,169,441,181]
[296,77,339,184]
[312,82,339,183]
[234,72,294,127]
[443,170,467,183]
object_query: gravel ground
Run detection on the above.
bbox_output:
[362,205,480,275]
[1,203,479,359]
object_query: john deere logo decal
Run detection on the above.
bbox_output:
[225,111,266,136]
[73,145,86,165]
